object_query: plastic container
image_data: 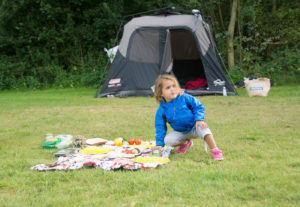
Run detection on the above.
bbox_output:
[222,86,227,96]
[43,138,61,149]
[55,135,73,149]
[161,147,172,158]
[56,140,70,149]
[152,148,161,157]
[56,134,73,142]
[45,133,54,141]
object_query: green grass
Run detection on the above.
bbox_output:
[0,86,300,207]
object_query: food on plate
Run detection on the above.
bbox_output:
[79,147,112,154]
[122,149,134,154]
[132,149,139,154]
[122,148,140,155]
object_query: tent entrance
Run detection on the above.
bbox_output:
[169,29,207,89]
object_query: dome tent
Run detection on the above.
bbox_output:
[96,7,237,97]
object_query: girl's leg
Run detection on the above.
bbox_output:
[195,127,218,149]
[164,131,190,147]
[202,131,223,160]
[194,127,224,160]
[204,134,217,149]
[174,140,186,147]
[164,131,193,154]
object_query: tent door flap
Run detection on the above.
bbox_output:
[160,29,173,74]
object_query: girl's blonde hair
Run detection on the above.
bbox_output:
[154,74,181,103]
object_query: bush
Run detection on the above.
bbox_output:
[251,48,300,85]
[0,56,27,89]
[0,52,108,89]
[0,1,120,90]
[229,48,300,85]
[228,66,247,83]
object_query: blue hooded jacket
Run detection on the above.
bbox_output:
[155,93,205,147]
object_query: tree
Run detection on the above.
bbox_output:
[227,0,238,70]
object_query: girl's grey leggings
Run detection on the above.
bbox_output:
[164,127,212,147]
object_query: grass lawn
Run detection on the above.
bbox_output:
[0,86,299,207]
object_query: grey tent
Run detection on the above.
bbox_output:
[97,13,236,97]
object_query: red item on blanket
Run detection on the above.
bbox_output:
[184,78,207,89]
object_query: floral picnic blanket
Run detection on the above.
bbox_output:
[31,145,170,171]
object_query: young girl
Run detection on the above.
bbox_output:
[154,74,223,160]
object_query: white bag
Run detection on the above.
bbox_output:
[104,45,119,63]
[244,78,271,97]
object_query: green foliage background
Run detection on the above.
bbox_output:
[0,0,299,89]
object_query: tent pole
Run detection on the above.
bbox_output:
[122,6,175,19]
[94,17,125,98]
[121,6,200,19]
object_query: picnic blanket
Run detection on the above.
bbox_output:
[31,144,171,171]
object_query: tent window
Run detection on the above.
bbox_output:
[128,30,160,64]
[170,29,200,60]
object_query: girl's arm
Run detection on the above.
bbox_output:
[155,107,167,147]
[185,94,205,121]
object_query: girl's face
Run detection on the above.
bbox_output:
[161,79,178,102]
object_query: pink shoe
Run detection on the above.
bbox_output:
[211,148,224,160]
[175,140,193,154]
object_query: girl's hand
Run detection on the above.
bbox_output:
[152,146,163,152]
[196,121,208,129]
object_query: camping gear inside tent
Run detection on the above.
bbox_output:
[96,8,237,97]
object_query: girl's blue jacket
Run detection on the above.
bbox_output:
[155,93,205,147]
